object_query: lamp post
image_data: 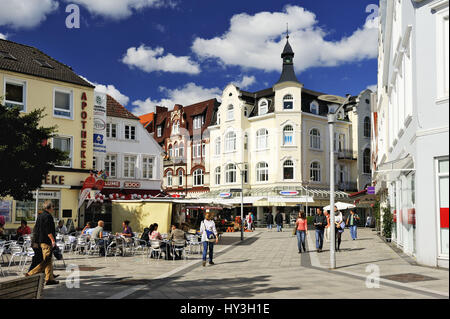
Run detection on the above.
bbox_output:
[231,162,246,241]
[318,94,357,269]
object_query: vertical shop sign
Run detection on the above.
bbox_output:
[93,92,107,154]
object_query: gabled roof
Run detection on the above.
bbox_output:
[0,39,94,88]
[106,95,139,120]
[139,112,154,128]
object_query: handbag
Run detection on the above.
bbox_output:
[203,221,216,242]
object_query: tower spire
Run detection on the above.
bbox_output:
[275,30,300,85]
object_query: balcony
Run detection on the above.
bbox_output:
[164,157,187,166]
[337,182,358,192]
[337,149,357,160]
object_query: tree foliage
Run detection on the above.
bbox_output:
[0,103,67,201]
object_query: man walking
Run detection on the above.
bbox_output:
[266,211,274,231]
[26,200,59,285]
[313,208,327,252]
[275,210,283,232]
[346,210,360,240]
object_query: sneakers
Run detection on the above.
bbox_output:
[45,280,59,286]
[202,261,206,267]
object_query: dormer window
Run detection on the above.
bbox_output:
[194,115,204,129]
[258,99,268,115]
[172,121,180,134]
[310,101,319,115]
[157,125,162,137]
[283,94,293,110]
[34,59,53,69]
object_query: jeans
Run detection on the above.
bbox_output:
[350,225,357,240]
[267,224,272,230]
[296,230,306,252]
[277,224,282,232]
[315,229,324,249]
[202,241,214,262]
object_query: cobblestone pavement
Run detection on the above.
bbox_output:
[1,228,448,299]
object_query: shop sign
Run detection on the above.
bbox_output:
[80,92,89,169]
[367,186,375,194]
[104,181,121,188]
[32,191,60,199]
[43,174,65,185]
[124,182,141,189]
[280,190,299,196]
[219,192,232,198]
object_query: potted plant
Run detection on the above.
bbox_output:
[382,205,393,242]
[373,201,381,233]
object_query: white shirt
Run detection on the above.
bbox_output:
[335,212,343,224]
[200,219,218,242]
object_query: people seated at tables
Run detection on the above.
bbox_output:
[116,220,134,244]
[56,220,68,235]
[0,216,5,240]
[169,223,187,260]
[91,220,107,256]
[148,223,169,259]
[81,222,93,236]
[17,219,31,237]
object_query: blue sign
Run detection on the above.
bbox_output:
[94,134,104,145]
[280,190,299,196]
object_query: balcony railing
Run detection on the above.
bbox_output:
[337,182,358,192]
[337,149,357,160]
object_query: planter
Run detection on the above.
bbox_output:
[385,238,391,243]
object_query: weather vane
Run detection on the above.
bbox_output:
[286,23,289,39]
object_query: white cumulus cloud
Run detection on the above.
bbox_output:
[366,84,377,92]
[192,5,378,73]
[131,82,222,116]
[0,32,7,40]
[66,0,176,20]
[122,45,201,74]
[95,84,130,106]
[233,75,256,90]
[0,0,59,29]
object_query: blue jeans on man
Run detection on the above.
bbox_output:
[202,241,214,262]
[296,230,306,252]
[267,224,272,230]
[350,225,357,240]
[277,224,282,232]
[315,229,324,250]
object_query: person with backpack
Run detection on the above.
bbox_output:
[275,210,283,232]
[346,210,360,240]
[266,211,274,231]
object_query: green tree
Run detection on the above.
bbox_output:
[0,103,67,201]
[382,205,393,240]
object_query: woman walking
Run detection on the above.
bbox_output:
[334,206,345,252]
[295,211,308,253]
[200,212,219,266]
[324,210,331,242]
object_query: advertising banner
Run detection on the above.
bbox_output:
[93,92,107,154]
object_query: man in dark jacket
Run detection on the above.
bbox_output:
[313,208,327,252]
[266,212,274,231]
[26,200,59,285]
[275,211,283,232]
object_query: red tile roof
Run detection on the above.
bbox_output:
[106,95,139,120]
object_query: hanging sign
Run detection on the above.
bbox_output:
[280,190,299,196]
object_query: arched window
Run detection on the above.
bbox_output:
[310,162,321,182]
[225,131,236,152]
[179,142,184,158]
[193,169,204,186]
[283,125,294,145]
[172,121,179,134]
[310,129,321,149]
[215,137,221,155]
[178,170,184,186]
[364,117,371,137]
[256,128,268,150]
[283,94,293,110]
[168,144,173,158]
[363,149,371,174]
[167,171,173,186]
[227,105,234,121]
[225,163,237,183]
[310,101,319,115]
[283,160,294,180]
[174,142,179,157]
[258,99,268,115]
[256,162,269,182]
[215,167,221,185]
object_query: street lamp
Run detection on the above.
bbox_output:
[318,94,358,269]
[230,161,246,241]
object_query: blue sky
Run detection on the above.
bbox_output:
[0,0,378,115]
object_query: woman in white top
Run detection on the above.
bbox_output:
[333,206,345,252]
[200,212,218,267]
